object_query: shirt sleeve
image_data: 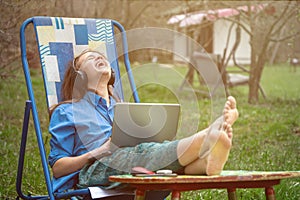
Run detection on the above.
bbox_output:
[48,104,75,167]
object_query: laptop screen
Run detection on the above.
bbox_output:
[111,102,180,147]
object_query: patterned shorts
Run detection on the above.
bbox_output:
[78,140,183,189]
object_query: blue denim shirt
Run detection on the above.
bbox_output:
[48,91,116,192]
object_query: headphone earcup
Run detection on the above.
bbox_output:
[108,68,115,85]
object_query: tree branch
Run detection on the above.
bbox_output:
[222,22,235,68]
[221,17,252,36]
[256,2,291,58]
[128,2,152,28]
[271,8,298,37]
[270,31,300,42]
[267,1,291,37]
[0,0,31,7]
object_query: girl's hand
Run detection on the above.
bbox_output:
[88,138,112,161]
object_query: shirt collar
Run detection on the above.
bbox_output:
[83,91,116,107]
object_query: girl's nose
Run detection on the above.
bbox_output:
[96,55,104,61]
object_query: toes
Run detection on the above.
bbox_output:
[224,105,230,113]
[222,122,228,131]
[222,122,233,139]
[223,96,238,126]
[227,126,233,139]
[227,96,237,109]
[223,98,233,113]
[223,112,230,123]
[228,96,235,101]
[224,101,231,108]
[223,105,230,118]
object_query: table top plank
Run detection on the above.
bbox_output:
[109,170,300,184]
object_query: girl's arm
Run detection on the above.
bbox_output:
[52,153,91,178]
[52,138,111,178]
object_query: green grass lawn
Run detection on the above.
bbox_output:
[0,63,299,199]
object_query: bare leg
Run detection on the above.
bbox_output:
[183,153,207,175]
[176,128,208,166]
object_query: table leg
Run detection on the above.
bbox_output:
[135,189,145,200]
[171,190,181,200]
[227,188,237,200]
[265,187,276,200]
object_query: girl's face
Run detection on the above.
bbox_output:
[76,51,112,89]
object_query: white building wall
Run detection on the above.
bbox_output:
[213,19,251,65]
[173,32,189,62]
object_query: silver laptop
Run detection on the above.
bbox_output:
[111,102,180,147]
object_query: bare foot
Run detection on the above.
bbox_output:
[223,96,239,126]
[205,122,233,175]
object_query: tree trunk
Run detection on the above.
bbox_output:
[249,62,260,103]
[249,43,267,103]
[248,19,268,104]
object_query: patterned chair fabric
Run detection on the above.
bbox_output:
[33,17,123,107]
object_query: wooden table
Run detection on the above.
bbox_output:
[109,170,300,200]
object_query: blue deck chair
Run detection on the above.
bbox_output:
[16,16,142,200]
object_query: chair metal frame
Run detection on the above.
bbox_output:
[17,17,140,200]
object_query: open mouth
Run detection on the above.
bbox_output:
[96,61,106,68]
